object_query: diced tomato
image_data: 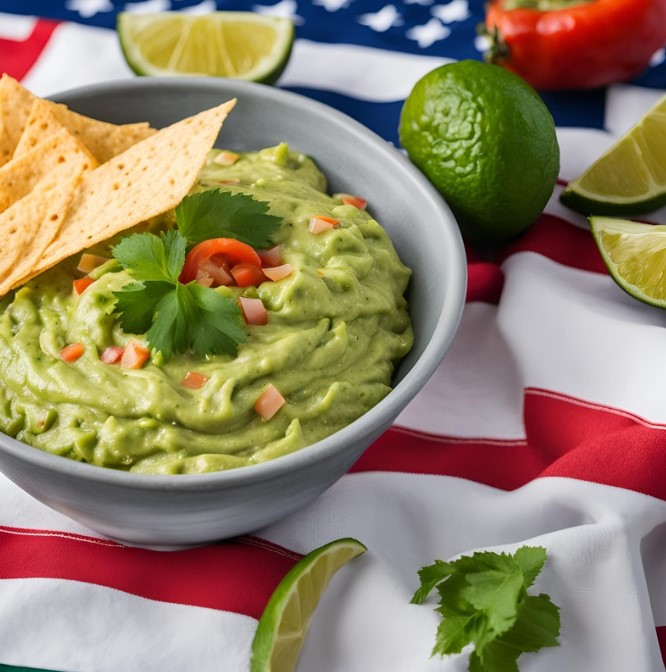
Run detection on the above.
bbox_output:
[180,238,262,285]
[73,276,95,295]
[309,215,339,234]
[60,343,85,363]
[76,253,109,274]
[182,371,209,389]
[339,194,367,210]
[213,150,240,166]
[254,384,285,421]
[100,345,124,364]
[231,263,265,287]
[258,245,282,268]
[239,296,268,325]
[263,264,292,282]
[120,340,150,370]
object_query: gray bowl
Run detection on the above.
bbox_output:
[0,78,466,545]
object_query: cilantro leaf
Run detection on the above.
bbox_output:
[111,229,246,360]
[176,190,281,249]
[113,229,185,283]
[412,546,560,672]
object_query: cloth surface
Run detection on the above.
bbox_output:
[1,1,666,671]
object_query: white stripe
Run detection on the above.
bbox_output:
[0,578,256,671]
[0,12,36,40]
[261,473,666,672]
[280,38,451,101]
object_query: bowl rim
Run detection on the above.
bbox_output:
[0,77,467,491]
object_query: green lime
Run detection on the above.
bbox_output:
[117,12,294,85]
[561,95,666,216]
[250,537,367,672]
[398,60,559,245]
[590,215,666,307]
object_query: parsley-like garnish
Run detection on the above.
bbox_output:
[411,546,561,672]
[175,190,281,248]
[112,229,246,360]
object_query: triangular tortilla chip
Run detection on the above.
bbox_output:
[0,74,35,166]
[0,175,82,295]
[15,96,156,163]
[32,99,237,277]
[0,126,98,214]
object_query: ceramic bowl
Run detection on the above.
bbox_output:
[0,78,466,545]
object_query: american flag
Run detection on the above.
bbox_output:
[1,2,666,671]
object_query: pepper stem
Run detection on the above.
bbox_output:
[476,23,509,65]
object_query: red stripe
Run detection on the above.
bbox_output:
[0,19,59,81]
[0,528,301,619]
[351,388,666,500]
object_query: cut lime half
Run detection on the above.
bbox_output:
[591,215,666,307]
[561,95,666,216]
[250,537,367,672]
[117,12,294,84]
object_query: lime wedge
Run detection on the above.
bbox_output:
[250,537,367,672]
[561,95,666,216]
[591,215,666,307]
[117,12,294,84]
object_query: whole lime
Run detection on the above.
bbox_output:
[399,60,559,245]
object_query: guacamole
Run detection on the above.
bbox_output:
[0,144,413,474]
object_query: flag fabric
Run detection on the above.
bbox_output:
[1,1,666,671]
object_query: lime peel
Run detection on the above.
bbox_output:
[250,537,367,672]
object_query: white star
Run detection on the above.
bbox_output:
[123,0,171,13]
[182,0,217,13]
[357,5,403,32]
[474,33,491,52]
[431,0,470,23]
[253,0,304,25]
[65,0,113,18]
[314,0,352,10]
[650,48,665,67]
[404,0,433,5]
[406,17,450,48]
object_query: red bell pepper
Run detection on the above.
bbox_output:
[484,0,666,90]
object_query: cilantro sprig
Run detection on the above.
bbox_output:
[412,546,561,672]
[112,190,281,359]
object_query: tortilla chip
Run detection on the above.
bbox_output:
[0,126,98,214]
[0,74,35,166]
[0,175,81,295]
[15,97,156,163]
[32,99,237,276]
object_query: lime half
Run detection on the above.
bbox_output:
[117,12,294,84]
[561,95,666,216]
[250,537,367,672]
[591,215,666,307]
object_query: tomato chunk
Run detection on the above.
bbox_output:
[231,263,265,287]
[73,277,95,295]
[239,296,268,325]
[258,245,282,268]
[60,343,85,363]
[100,346,124,364]
[263,264,292,282]
[309,215,339,234]
[180,238,262,285]
[76,253,109,274]
[339,194,367,210]
[182,371,209,389]
[120,340,150,370]
[213,150,240,166]
[254,384,285,421]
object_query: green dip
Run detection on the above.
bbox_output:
[0,144,413,474]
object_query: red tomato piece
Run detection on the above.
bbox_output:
[73,277,95,295]
[60,343,85,363]
[254,384,285,421]
[182,371,209,389]
[263,264,293,282]
[180,238,262,284]
[340,194,367,210]
[198,259,233,286]
[239,296,268,325]
[309,215,339,234]
[100,346,124,364]
[120,340,150,370]
[231,263,265,287]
